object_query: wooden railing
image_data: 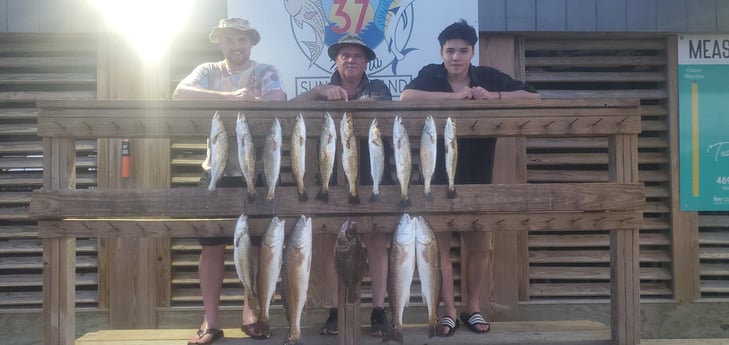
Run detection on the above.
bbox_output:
[32,99,644,345]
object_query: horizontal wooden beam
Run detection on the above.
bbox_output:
[36,99,641,138]
[37,211,644,238]
[30,183,644,219]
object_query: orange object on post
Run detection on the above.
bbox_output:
[121,139,130,178]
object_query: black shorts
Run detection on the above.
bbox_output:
[198,171,262,246]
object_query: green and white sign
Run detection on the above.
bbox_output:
[678,35,729,211]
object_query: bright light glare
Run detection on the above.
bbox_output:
[93,0,194,61]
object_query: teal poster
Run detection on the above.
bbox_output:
[678,35,729,210]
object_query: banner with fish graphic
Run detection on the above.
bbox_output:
[228,0,479,98]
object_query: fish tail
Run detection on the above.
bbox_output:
[315,188,329,202]
[369,193,380,203]
[382,325,403,344]
[349,194,360,205]
[298,190,309,202]
[247,191,258,203]
[446,188,457,199]
[400,198,411,208]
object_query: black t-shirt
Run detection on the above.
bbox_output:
[404,63,537,93]
[404,64,537,184]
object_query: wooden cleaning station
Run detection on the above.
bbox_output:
[31,99,644,345]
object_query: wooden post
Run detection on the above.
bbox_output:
[96,33,171,329]
[609,133,641,345]
[666,35,701,303]
[42,137,77,345]
[337,283,361,345]
[476,34,527,320]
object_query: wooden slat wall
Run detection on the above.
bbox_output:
[698,212,729,297]
[0,33,97,309]
[523,33,673,300]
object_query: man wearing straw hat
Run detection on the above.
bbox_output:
[174,17,286,345]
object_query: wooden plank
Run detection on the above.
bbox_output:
[530,282,671,297]
[530,266,670,280]
[0,56,96,68]
[539,89,666,100]
[0,224,38,238]
[0,255,95,269]
[529,233,670,247]
[30,183,645,219]
[37,211,644,239]
[0,72,96,84]
[665,35,700,304]
[36,106,642,139]
[0,272,97,287]
[699,231,729,244]
[608,132,641,345]
[527,72,666,83]
[526,55,666,67]
[530,249,670,263]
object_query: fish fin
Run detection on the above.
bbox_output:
[446,189,457,199]
[298,191,309,202]
[349,195,360,205]
[315,189,329,202]
[382,325,403,344]
[369,193,380,203]
[302,40,322,66]
[400,198,411,208]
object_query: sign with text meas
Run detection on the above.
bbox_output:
[227,0,478,98]
[678,35,729,211]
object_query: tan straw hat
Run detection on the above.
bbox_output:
[209,18,261,45]
[327,35,376,61]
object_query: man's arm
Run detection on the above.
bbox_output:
[291,84,348,101]
[172,85,256,100]
[400,88,472,101]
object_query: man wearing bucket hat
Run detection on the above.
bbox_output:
[173,17,286,345]
[174,17,286,101]
[293,34,393,338]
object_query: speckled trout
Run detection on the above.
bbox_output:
[393,116,412,208]
[368,118,384,202]
[290,113,308,202]
[420,116,437,200]
[207,111,228,191]
[316,112,337,202]
[445,117,458,199]
[340,112,360,204]
[236,112,257,202]
[263,118,282,202]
